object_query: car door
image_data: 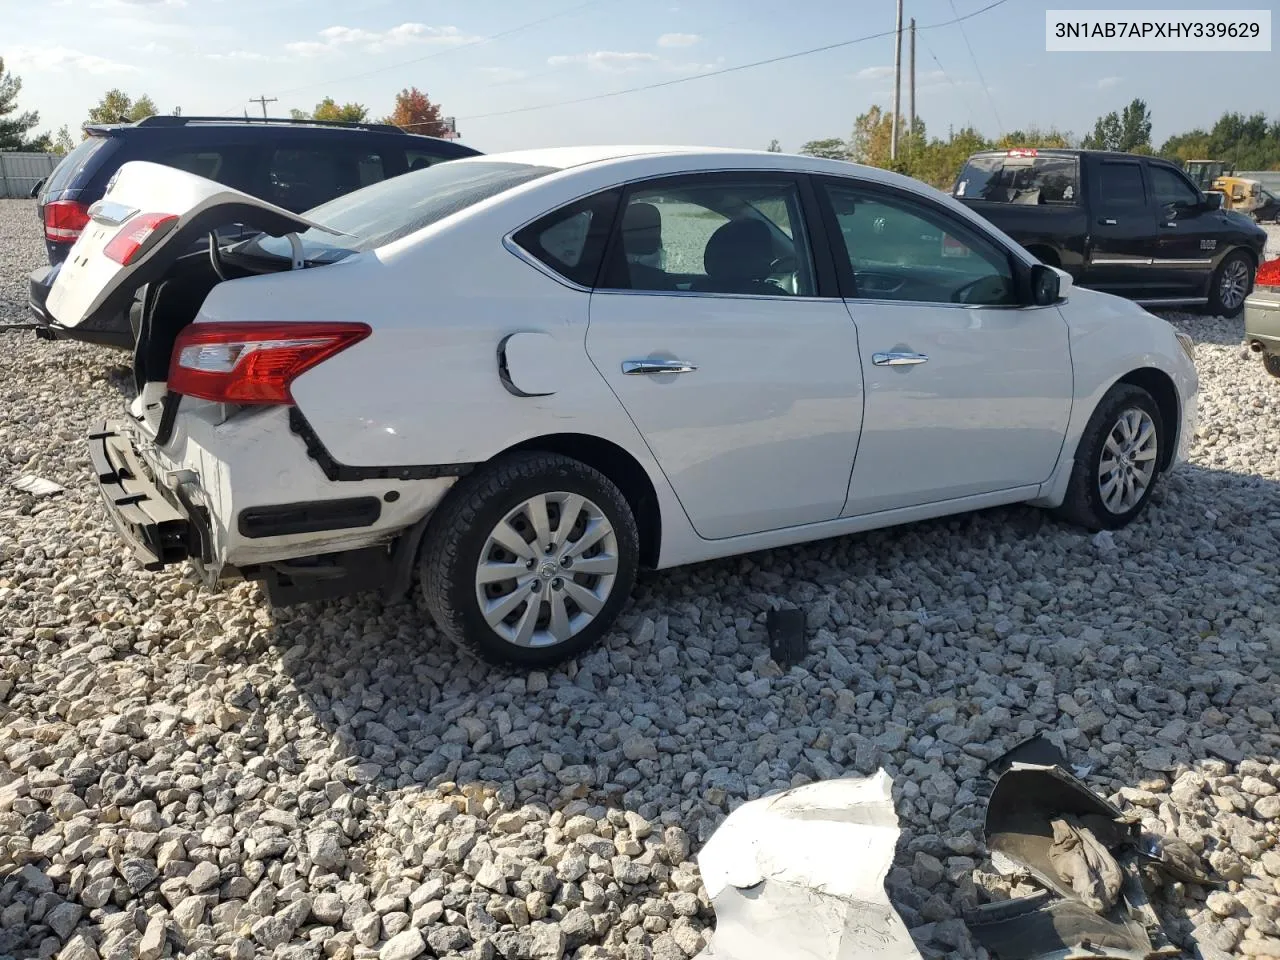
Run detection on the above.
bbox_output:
[1145,160,1220,299]
[812,177,1073,517]
[585,172,863,541]
[1083,157,1155,297]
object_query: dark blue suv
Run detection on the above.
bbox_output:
[29,115,480,348]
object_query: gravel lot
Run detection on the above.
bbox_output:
[2,199,1279,960]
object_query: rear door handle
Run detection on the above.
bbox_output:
[622,359,698,375]
[872,351,929,366]
[1099,218,1118,226]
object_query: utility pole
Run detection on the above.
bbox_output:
[890,0,903,161]
[249,95,277,119]
[909,18,916,151]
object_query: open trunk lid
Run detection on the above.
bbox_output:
[45,160,336,335]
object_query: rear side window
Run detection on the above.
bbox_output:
[163,151,225,180]
[43,136,114,196]
[512,190,621,287]
[954,155,1080,205]
[406,150,443,173]
[1096,162,1146,209]
[248,160,557,260]
[265,147,388,212]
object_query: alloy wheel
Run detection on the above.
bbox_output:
[1219,258,1251,311]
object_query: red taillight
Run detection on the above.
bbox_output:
[1256,258,1280,289]
[43,200,90,243]
[104,212,178,266]
[168,322,371,405]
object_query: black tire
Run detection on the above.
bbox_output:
[1207,250,1254,318]
[1264,353,1280,379]
[1054,383,1165,531]
[418,452,639,668]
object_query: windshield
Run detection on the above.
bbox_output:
[249,160,556,260]
[954,155,1080,205]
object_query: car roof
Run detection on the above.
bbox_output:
[456,144,929,189]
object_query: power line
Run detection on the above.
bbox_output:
[923,42,976,130]
[438,0,1011,125]
[947,0,1003,136]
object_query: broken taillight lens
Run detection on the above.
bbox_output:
[1256,258,1280,290]
[168,322,371,405]
[104,212,178,266]
[43,200,90,243]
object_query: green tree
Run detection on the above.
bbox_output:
[0,57,44,151]
[289,108,311,121]
[86,89,158,128]
[312,97,368,122]
[767,139,781,153]
[1082,98,1151,153]
[52,125,75,155]
[799,137,849,161]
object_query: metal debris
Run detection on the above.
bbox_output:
[766,606,807,668]
[693,771,924,960]
[11,474,65,497]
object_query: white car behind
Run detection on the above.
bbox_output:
[49,147,1198,667]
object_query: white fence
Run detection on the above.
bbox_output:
[0,152,59,199]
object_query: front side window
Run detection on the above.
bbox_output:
[602,178,816,296]
[822,183,1017,306]
[1096,162,1147,209]
[1148,165,1200,209]
[511,190,620,287]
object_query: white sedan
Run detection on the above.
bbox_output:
[49,147,1198,667]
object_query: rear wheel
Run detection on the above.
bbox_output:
[1264,353,1280,378]
[1055,384,1164,531]
[418,452,639,667]
[1208,251,1253,318]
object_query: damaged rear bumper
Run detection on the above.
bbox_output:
[88,419,210,571]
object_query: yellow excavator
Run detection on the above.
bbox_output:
[1183,160,1264,217]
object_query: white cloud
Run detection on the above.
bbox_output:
[285,22,476,57]
[5,45,138,75]
[479,66,528,83]
[855,65,895,81]
[1097,75,1123,89]
[657,32,700,47]
[547,50,660,72]
[206,50,272,62]
[662,57,724,74]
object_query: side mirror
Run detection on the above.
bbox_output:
[29,177,46,199]
[1202,191,1224,211]
[1030,263,1060,306]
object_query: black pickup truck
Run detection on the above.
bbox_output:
[953,148,1268,317]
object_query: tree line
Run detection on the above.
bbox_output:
[0,56,453,154]
[798,98,1280,189]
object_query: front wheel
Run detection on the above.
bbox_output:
[1054,384,1165,531]
[1208,251,1254,318]
[418,452,639,668]
[1264,353,1280,378]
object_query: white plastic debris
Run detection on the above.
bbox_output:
[1090,530,1115,549]
[694,771,924,960]
[11,475,65,498]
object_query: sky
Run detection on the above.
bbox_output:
[1,0,1275,154]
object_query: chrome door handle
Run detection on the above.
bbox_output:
[872,351,929,366]
[1099,218,1118,225]
[622,359,698,375]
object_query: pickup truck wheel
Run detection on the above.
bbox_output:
[1264,353,1280,378]
[1208,251,1253,318]
[1054,383,1164,531]
[418,452,639,668]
